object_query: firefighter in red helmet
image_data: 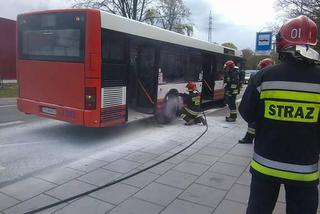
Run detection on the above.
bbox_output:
[223,60,240,122]
[257,58,274,69]
[178,82,206,125]
[239,58,274,144]
[240,15,320,213]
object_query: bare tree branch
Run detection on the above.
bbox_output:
[72,0,193,36]
[72,0,153,21]
[139,0,146,21]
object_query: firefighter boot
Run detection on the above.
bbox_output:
[238,133,254,144]
[225,116,236,122]
[201,117,207,126]
[199,116,207,126]
[185,119,196,126]
[195,116,207,126]
[225,113,237,122]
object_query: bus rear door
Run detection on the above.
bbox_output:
[136,45,157,114]
[201,54,216,102]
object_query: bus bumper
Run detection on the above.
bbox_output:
[17,98,90,126]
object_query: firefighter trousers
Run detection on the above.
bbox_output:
[180,107,199,123]
[246,122,256,137]
[247,175,318,214]
[226,94,237,118]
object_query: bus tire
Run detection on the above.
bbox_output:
[156,93,179,124]
[156,113,170,124]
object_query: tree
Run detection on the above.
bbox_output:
[73,0,152,21]
[144,0,193,35]
[221,42,238,50]
[241,48,279,70]
[174,23,194,36]
[277,0,320,19]
[73,0,193,36]
[143,8,158,25]
[241,48,254,60]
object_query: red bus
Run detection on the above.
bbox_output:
[17,9,243,127]
[0,17,16,80]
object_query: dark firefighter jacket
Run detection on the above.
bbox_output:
[224,68,240,96]
[239,58,320,186]
[179,92,201,115]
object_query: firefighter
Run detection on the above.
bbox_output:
[224,60,240,122]
[239,15,320,214]
[179,82,206,125]
[238,58,274,144]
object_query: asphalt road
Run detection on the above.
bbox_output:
[0,98,36,125]
[0,91,244,187]
[0,106,163,187]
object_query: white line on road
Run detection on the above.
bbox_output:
[0,142,44,148]
[0,165,5,172]
[0,121,24,127]
[0,105,16,108]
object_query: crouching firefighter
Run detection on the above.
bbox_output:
[223,60,240,122]
[240,15,320,214]
[239,58,274,144]
[178,82,207,126]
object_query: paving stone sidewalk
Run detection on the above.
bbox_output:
[0,110,315,214]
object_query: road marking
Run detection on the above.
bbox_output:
[0,121,24,127]
[0,165,5,172]
[0,142,44,148]
[0,105,16,108]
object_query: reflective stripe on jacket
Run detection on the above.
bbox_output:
[224,68,240,95]
[251,152,319,182]
[239,59,320,185]
[179,92,201,113]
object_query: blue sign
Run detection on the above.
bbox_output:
[255,32,272,52]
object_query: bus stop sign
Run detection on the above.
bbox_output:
[256,32,272,52]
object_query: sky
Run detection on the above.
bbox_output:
[185,0,279,50]
[1,0,280,50]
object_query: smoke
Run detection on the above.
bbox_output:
[163,96,180,120]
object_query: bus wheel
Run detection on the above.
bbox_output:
[156,93,179,124]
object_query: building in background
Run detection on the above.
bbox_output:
[0,17,16,80]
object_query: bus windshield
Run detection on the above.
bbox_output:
[18,12,85,62]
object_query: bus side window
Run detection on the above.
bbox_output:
[159,45,185,83]
[215,61,224,80]
[185,51,201,82]
[101,29,127,86]
[101,30,125,63]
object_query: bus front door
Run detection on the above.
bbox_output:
[136,46,157,114]
[201,54,216,102]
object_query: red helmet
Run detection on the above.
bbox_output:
[224,60,235,70]
[257,58,274,69]
[186,82,197,91]
[276,15,318,52]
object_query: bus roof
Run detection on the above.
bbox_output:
[100,11,242,58]
[18,8,242,58]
